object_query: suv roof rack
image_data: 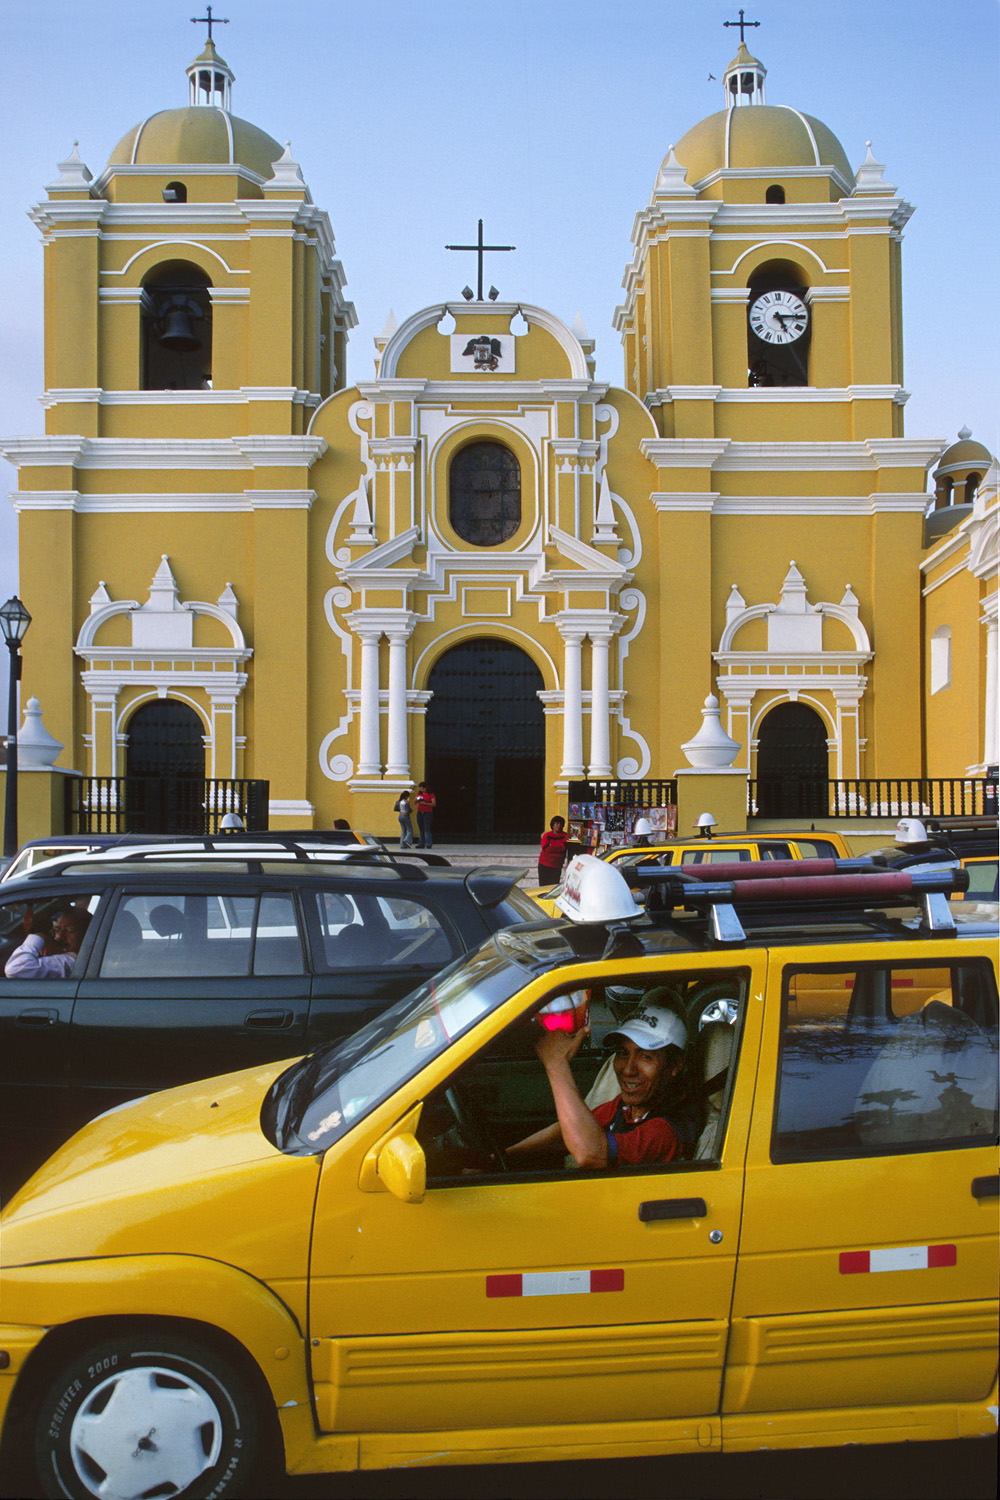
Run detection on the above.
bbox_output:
[630,858,969,944]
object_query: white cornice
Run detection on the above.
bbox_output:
[356,377,608,407]
[640,439,731,469]
[38,387,321,409]
[1,435,327,472]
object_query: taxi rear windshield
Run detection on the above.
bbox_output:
[773,958,998,1162]
[262,941,528,1155]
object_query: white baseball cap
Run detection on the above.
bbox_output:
[605,1005,687,1053]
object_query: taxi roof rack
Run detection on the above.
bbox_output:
[631,859,969,945]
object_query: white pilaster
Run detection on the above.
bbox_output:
[357,631,382,776]
[588,632,613,777]
[385,630,411,777]
[984,606,998,767]
[560,631,585,778]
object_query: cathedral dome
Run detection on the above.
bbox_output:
[108,108,283,178]
[674,104,852,188]
[934,431,994,479]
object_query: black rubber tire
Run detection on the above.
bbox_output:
[33,1329,261,1500]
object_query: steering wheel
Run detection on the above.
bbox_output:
[444,1084,509,1173]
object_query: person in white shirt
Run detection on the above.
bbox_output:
[5,906,92,979]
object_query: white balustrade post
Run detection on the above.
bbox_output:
[357,631,382,776]
[385,631,410,777]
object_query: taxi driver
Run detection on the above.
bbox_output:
[508,1005,689,1169]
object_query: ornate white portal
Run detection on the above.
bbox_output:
[713,562,872,779]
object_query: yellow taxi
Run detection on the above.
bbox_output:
[0,856,996,1497]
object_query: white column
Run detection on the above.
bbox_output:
[357,631,382,776]
[588,632,613,777]
[560,631,585,778]
[385,631,410,777]
[984,610,999,766]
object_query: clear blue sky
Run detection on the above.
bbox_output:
[2,0,998,611]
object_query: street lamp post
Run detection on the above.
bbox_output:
[1,596,32,858]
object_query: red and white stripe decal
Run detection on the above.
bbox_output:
[486,1268,624,1298]
[840,1244,956,1274]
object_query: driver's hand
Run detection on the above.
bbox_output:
[535,1022,589,1070]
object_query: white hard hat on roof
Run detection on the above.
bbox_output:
[220,812,245,831]
[696,812,716,828]
[554,854,644,923]
[895,817,929,846]
[633,817,652,835]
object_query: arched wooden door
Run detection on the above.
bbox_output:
[124,700,206,834]
[755,702,829,818]
[424,640,545,843]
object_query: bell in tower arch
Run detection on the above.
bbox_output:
[141,261,212,389]
[156,294,203,352]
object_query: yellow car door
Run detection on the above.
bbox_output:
[724,938,999,1448]
[306,952,766,1464]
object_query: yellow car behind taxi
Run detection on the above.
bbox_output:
[0,854,996,1497]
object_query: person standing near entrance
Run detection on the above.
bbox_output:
[537,815,568,886]
[415,782,436,848]
[394,790,415,849]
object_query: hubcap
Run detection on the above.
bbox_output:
[68,1364,223,1500]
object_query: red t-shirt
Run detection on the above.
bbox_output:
[592,1096,681,1166]
[538,829,568,870]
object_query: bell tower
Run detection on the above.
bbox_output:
[615,36,912,445]
[612,25,942,786]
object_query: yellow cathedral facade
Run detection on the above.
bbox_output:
[3,34,997,841]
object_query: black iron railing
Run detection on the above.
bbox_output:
[568,779,679,808]
[65,777,270,835]
[748,776,998,820]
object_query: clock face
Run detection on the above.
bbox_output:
[749,289,809,345]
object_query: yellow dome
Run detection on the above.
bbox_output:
[674,105,852,188]
[108,108,283,179]
[934,435,994,477]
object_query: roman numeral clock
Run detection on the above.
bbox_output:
[747,286,810,386]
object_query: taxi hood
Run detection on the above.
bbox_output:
[1,1061,320,1278]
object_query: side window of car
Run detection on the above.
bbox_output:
[253,893,305,976]
[773,960,999,1162]
[0,893,101,976]
[418,969,749,1183]
[310,890,458,972]
[99,893,254,978]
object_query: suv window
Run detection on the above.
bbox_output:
[99,891,305,978]
[681,848,751,864]
[773,960,999,1162]
[311,890,456,972]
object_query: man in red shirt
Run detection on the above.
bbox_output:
[508,1004,688,1168]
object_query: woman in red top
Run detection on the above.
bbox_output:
[509,1005,689,1169]
[537,815,568,885]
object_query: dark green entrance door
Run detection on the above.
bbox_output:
[755,701,829,817]
[424,640,545,843]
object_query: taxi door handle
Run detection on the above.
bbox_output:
[971,1175,998,1199]
[244,1009,294,1029]
[17,1008,58,1026]
[639,1198,708,1222]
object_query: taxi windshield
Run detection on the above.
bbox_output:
[263,940,528,1155]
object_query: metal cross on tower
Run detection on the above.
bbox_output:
[445,219,515,302]
[723,9,760,44]
[191,6,229,41]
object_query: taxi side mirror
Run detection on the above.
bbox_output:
[377,1134,426,1203]
[359,1103,426,1202]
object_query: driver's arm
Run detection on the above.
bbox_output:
[509,1028,610,1170]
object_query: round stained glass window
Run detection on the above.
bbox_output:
[449,442,521,546]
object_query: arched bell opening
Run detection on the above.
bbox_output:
[765,184,786,204]
[141,260,212,390]
[747,259,811,389]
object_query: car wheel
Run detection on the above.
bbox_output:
[34,1329,261,1500]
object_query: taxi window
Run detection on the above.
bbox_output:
[418,969,749,1181]
[791,837,839,859]
[759,843,792,860]
[681,848,751,864]
[773,960,999,1162]
[310,890,457,972]
[962,858,998,900]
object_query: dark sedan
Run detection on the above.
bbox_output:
[0,858,538,1194]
